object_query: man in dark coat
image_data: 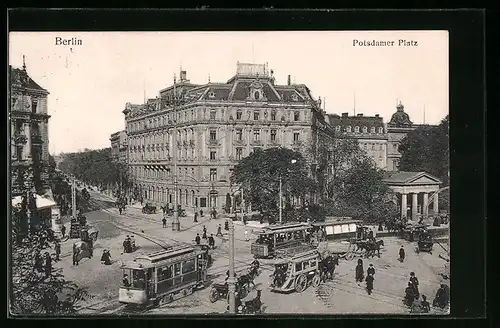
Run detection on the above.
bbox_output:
[123,274,131,288]
[216,224,223,237]
[410,272,420,296]
[44,252,52,278]
[72,244,80,266]
[61,224,66,237]
[433,284,450,309]
[365,273,374,295]
[405,282,416,306]
[194,212,198,223]
[399,245,406,262]
[208,234,215,249]
[162,217,167,228]
[367,264,375,277]
[54,241,61,262]
[202,226,207,239]
[225,220,229,231]
[101,250,112,265]
[195,233,201,245]
[355,259,364,284]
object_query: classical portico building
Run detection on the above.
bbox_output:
[382,171,442,220]
[122,62,330,211]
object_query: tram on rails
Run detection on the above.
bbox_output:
[251,222,313,258]
[119,244,210,306]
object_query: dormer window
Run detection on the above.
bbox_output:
[271,111,276,121]
[354,126,360,133]
[335,125,341,132]
[254,91,260,100]
[346,126,352,132]
[363,126,368,133]
[291,93,299,101]
[208,91,216,99]
[378,127,383,133]
[371,127,376,133]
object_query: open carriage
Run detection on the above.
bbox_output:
[416,230,434,253]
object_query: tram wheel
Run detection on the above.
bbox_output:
[294,274,308,293]
[312,274,321,288]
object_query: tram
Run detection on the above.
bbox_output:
[251,222,313,258]
[119,244,210,306]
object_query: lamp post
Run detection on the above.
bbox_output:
[279,159,297,224]
[227,218,236,313]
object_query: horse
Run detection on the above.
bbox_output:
[365,240,384,258]
[318,255,339,282]
[73,229,99,262]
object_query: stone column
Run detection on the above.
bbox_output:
[24,123,32,160]
[422,193,429,218]
[412,193,418,221]
[433,192,439,214]
[401,193,407,220]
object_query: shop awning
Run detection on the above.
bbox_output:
[12,194,57,210]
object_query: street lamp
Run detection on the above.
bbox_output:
[279,159,297,225]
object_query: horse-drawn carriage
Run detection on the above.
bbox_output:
[142,203,157,214]
[269,247,337,293]
[209,261,260,303]
[402,224,430,242]
[351,239,385,258]
[416,231,434,253]
[73,226,99,262]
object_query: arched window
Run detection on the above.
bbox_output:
[335,125,341,132]
[378,127,383,133]
[362,126,368,133]
[346,126,352,132]
[254,91,260,100]
[371,127,376,133]
[354,126,360,133]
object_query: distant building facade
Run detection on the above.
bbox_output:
[122,62,329,210]
[9,59,51,196]
[110,130,128,164]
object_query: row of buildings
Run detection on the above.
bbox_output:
[110,62,432,213]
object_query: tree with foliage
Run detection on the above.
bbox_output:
[230,148,318,223]
[398,115,449,186]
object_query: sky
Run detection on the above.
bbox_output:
[9,31,448,155]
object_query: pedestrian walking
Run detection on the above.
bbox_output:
[130,235,136,251]
[399,245,406,262]
[61,224,66,237]
[224,220,229,231]
[195,233,201,245]
[44,252,52,278]
[162,217,167,228]
[365,273,374,295]
[202,226,207,239]
[200,209,204,217]
[410,272,420,296]
[216,224,223,237]
[208,234,215,249]
[367,263,375,277]
[244,230,249,242]
[54,241,61,262]
[355,258,364,284]
[194,212,198,223]
[404,282,416,306]
[421,295,431,313]
[72,245,80,266]
[101,250,112,265]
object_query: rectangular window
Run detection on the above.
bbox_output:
[294,111,300,121]
[210,168,217,181]
[271,111,276,121]
[254,111,260,121]
[158,265,173,281]
[174,263,181,276]
[236,129,243,141]
[295,263,302,272]
[210,151,216,160]
[293,132,300,142]
[210,109,216,120]
[210,130,217,141]
[236,110,242,120]
[182,259,196,274]
[270,130,277,141]
[253,130,260,141]
[236,148,243,160]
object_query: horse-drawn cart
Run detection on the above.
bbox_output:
[416,231,434,253]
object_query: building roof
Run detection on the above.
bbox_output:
[12,194,57,209]
[382,171,442,185]
[10,66,49,93]
[388,103,413,127]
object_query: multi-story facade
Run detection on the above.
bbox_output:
[122,62,328,211]
[9,59,51,196]
[326,112,388,169]
[110,130,128,164]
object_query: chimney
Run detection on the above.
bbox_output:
[375,114,379,118]
[287,75,291,86]
[341,112,349,117]
[357,113,363,117]
[180,70,187,81]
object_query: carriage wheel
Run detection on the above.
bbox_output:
[312,274,321,288]
[294,274,308,293]
[209,288,219,303]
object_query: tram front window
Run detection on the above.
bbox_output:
[132,269,147,290]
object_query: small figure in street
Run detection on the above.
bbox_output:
[44,252,52,278]
[433,284,450,309]
[54,241,61,262]
[404,282,416,306]
[216,224,223,237]
[200,209,204,217]
[130,235,136,251]
[211,208,217,220]
[365,273,374,295]
[194,212,198,223]
[244,230,249,242]
[61,224,66,237]
[195,233,201,245]
[162,217,167,228]
[123,274,131,288]
[355,258,364,285]
[35,250,44,272]
[123,236,132,253]
[202,226,207,239]
[101,249,112,265]
[367,263,375,277]
[119,205,123,215]
[208,234,215,249]
[399,245,406,262]
[72,244,80,266]
[421,294,431,313]
[224,220,229,231]
[409,272,420,297]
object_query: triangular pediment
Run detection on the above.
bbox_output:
[407,173,442,185]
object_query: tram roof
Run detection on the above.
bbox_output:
[311,218,361,226]
[255,222,312,234]
[121,244,202,269]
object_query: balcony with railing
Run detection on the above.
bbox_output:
[14,133,27,144]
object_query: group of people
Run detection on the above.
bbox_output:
[355,259,376,295]
[195,223,229,248]
[101,249,112,265]
[34,250,53,278]
[122,235,136,253]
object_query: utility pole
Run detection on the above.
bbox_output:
[227,213,236,313]
[279,175,283,224]
[172,74,180,231]
[71,177,77,218]
[241,185,245,222]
